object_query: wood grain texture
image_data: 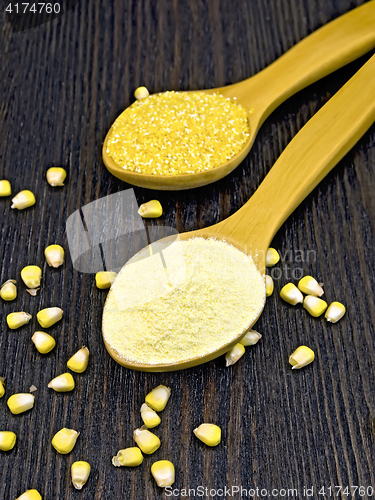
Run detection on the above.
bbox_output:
[0,0,375,498]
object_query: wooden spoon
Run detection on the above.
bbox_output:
[103,1,375,190]
[103,54,375,371]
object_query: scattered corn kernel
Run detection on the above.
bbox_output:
[265,248,280,267]
[303,295,328,317]
[133,428,160,454]
[44,245,64,268]
[7,393,35,414]
[298,276,324,297]
[52,428,79,454]
[0,280,17,301]
[289,346,315,369]
[21,266,42,289]
[0,179,11,197]
[265,275,274,297]
[71,461,91,490]
[37,307,63,328]
[0,431,16,451]
[15,490,42,500]
[29,385,37,393]
[112,447,143,467]
[26,288,39,296]
[95,271,117,289]
[48,373,75,392]
[7,312,32,329]
[11,190,36,210]
[138,200,163,218]
[140,403,161,428]
[32,331,56,354]
[0,378,5,398]
[46,167,67,186]
[280,283,303,305]
[193,423,221,447]
[325,301,346,323]
[151,460,175,488]
[145,385,171,411]
[134,86,150,100]
[67,346,90,373]
[239,330,262,347]
[225,343,245,367]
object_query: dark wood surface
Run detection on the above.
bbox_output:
[1,1,375,498]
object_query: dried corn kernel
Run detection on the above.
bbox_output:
[193,423,221,447]
[0,280,17,301]
[7,312,32,329]
[0,431,16,451]
[46,167,66,186]
[280,283,303,305]
[138,200,163,218]
[71,461,91,490]
[145,385,171,411]
[37,307,63,328]
[298,276,324,297]
[225,343,245,367]
[112,447,143,467]
[31,331,56,354]
[44,245,64,268]
[133,428,160,454]
[151,460,175,488]
[239,330,262,347]
[16,490,42,500]
[52,428,79,454]
[140,403,161,428]
[7,393,35,414]
[0,378,5,398]
[265,275,274,297]
[29,385,37,393]
[48,373,75,392]
[134,86,150,100]
[0,180,11,197]
[21,266,42,289]
[265,248,280,267]
[11,190,36,210]
[95,271,117,289]
[67,347,90,373]
[303,295,327,317]
[289,346,315,369]
[325,301,346,323]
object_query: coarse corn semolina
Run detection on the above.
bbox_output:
[106,91,250,175]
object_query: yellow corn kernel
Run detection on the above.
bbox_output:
[0,280,17,301]
[0,378,5,398]
[11,190,36,210]
[52,428,79,454]
[21,265,42,289]
[138,200,163,218]
[7,393,35,414]
[48,373,75,392]
[325,301,346,323]
[239,330,262,347]
[31,332,56,354]
[15,490,42,500]
[303,295,328,317]
[133,428,160,454]
[71,461,91,490]
[0,431,16,451]
[151,460,175,488]
[265,248,280,267]
[145,385,171,411]
[37,307,63,328]
[193,423,221,447]
[140,403,161,428]
[46,167,67,186]
[289,346,315,369]
[67,346,90,373]
[225,343,245,367]
[298,276,324,297]
[7,312,32,329]
[0,180,11,197]
[280,283,303,305]
[112,447,144,467]
[44,245,64,268]
[265,275,274,297]
[134,86,150,100]
[95,271,117,289]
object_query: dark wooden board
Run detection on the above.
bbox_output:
[1,0,375,498]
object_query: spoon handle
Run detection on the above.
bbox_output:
[225,53,375,251]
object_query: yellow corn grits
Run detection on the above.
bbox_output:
[102,238,265,365]
[105,91,250,175]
